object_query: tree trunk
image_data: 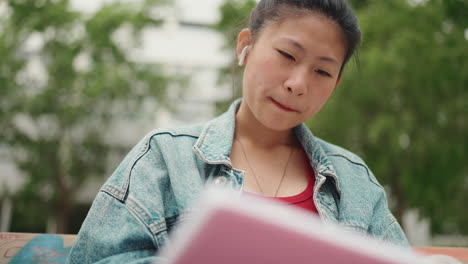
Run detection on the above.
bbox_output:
[55,191,72,234]
[53,160,73,234]
[53,133,73,234]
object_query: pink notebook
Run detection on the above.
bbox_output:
[160,188,429,264]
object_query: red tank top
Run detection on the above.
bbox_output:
[244,151,318,214]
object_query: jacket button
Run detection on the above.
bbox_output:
[215,176,228,185]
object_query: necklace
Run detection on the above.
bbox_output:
[235,138,294,197]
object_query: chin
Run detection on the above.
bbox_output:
[261,117,300,132]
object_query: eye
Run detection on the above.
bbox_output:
[276,49,295,61]
[315,69,333,78]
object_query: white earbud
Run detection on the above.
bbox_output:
[238,45,250,66]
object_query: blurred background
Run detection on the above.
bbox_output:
[0,0,466,247]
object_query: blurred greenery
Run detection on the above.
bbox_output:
[0,0,172,233]
[215,0,468,235]
[213,0,257,112]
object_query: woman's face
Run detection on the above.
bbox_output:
[237,13,346,131]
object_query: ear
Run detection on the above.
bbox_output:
[236,28,252,63]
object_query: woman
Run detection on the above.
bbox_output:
[67,0,409,263]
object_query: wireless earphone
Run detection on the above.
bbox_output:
[238,45,250,66]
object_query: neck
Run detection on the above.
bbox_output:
[234,102,296,149]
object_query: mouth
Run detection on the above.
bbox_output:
[269,97,298,112]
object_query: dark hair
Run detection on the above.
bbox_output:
[248,0,361,72]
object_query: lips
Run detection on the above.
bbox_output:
[269,97,298,112]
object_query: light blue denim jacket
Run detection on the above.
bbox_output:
[67,99,409,264]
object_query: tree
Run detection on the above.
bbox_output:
[213,0,256,113]
[312,0,468,234]
[0,0,172,233]
[215,0,468,235]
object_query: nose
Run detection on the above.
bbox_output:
[284,68,308,96]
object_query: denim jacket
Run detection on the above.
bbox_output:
[67,99,409,264]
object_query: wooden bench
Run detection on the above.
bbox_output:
[1,232,468,263]
[0,232,75,264]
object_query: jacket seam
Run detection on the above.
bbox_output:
[340,220,368,232]
[125,195,167,249]
[386,213,397,227]
[118,131,199,201]
[319,203,339,217]
[120,140,153,201]
[383,214,399,240]
[192,145,232,167]
[96,190,165,249]
[101,184,126,200]
[327,153,365,167]
[149,130,200,139]
[328,153,382,188]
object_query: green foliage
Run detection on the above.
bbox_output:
[0,0,171,233]
[214,0,256,114]
[314,0,468,234]
[216,0,468,235]
[214,0,256,44]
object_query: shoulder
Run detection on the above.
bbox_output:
[314,137,383,188]
[144,122,205,141]
[102,121,208,198]
[117,121,207,170]
[132,121,208,155]
[314,137,366,165]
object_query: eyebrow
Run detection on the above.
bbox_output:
[279,37,339,65]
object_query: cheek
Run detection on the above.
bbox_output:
[307,82,337,113]
[319,86,335,100]
[312,79,337,99]
[251,54,284,87]
[259,54,277,69]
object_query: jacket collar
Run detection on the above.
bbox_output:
[293,123,340,191]
[192,99,240,167]
[193,99,340,189]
